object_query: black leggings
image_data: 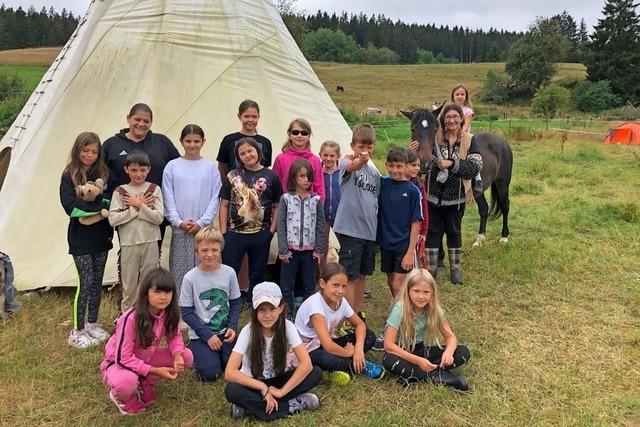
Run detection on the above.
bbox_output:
[309,328,377,373]
[224,366,322,421]
[427,203,465,249]
[72,252,108,330]
[382,342,470,382]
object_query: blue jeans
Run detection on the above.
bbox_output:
[188,337,235,382]
[279,250,316,313]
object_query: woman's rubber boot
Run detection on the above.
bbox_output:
[426,369,469,391]
[427,248,440,278]
[448,248,463,285]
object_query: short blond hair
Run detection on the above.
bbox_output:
[351,123,376,145]
[194,226,225,251]
[319,140,341,156]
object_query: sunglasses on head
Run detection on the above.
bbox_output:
[290,130,309,136]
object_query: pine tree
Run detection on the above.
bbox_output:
[586,0,640,104]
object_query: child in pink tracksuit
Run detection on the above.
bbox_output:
[272,118,325,204]
[100,267,193,415]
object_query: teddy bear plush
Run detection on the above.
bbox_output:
[71,178,110,225]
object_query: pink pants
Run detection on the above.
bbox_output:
[100,348,194,401]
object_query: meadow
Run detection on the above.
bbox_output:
[1,49,639,426]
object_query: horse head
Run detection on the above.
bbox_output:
[401,104,443,162]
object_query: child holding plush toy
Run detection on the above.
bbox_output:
[60,132,114,349]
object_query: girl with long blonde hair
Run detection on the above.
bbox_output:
[381,268,470,390]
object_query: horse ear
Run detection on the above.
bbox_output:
[432,101,445,118]
[400,110,414,120]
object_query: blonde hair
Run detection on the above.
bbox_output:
[396,268,445,351]
[282,118,312,152]
[351,123,376,145]
[450,84,473,108]
[194,226,225,252]
[319,140,340,157]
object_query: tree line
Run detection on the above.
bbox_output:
[0,5,79,51]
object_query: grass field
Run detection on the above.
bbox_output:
[1,48,639,426]
[1,124,639,426]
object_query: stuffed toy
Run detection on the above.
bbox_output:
[70,178,110,225]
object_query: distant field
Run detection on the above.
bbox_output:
[0,47,587,117]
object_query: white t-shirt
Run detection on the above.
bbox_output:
[295,292,355,352]
[232,320,302,379]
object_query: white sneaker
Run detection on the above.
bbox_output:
[288,393,320,414]
[85,323,110,342]
[68,329,98,349]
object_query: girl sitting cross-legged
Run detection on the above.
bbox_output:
[224,282,323,421]
[382,268,470,391]
[295,262,384,385]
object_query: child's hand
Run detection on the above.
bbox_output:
[224,328,236,343]
[268,386,285,399]
[401,252,415,271]
[179,221,194,232]
[440,350,454,368]
[188,223,201,235]
[142,193,155,208]
[353,151,370,167]
[417,358,437,373]
[279,252,293,264]
[127,195,144,209]
[342,342,355,358]
[352,348,365,373]
[153,366,178,380]
[173,353,185,374]
[409,140,420,151]
[207,335,222,351]
[264,390,279,414]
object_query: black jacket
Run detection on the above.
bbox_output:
[59,172,114,256]
[102,129,180,198]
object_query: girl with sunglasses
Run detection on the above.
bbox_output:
[272,119,325,204]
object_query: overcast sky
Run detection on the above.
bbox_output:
[4,0,608,32]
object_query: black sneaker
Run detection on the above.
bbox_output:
[230,403,245,418]
[427,369,469,391]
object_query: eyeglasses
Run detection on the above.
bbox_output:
[444,115,461,121]
[290,130,309,136]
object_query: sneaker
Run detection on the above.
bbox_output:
[372,332,385,351]
[426,369,469,392]
[84,323,110,342]
[288,392,320,414]
[362,360,385,380]
[324,370,351,386]
[363,288,372,299]
[68,329,98,349]
[138,380,157,405]
[109,390,145,415]
[230,403,245,419]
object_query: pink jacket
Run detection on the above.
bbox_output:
[102,308,185,376]
[272,148,325,204]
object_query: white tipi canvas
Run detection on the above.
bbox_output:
[0,0,353,291]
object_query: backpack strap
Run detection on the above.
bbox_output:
[116,186,129,197]
[144,183,157,197]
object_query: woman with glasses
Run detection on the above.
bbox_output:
[424,104,482,285]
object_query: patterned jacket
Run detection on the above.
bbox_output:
[277,192,326,254]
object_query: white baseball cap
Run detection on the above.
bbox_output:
[252,282,282,309]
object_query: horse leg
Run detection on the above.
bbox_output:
[473,192,489,247]
[498,185,510,244]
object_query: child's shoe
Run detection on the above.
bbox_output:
[84,323,110,342]
[363,287,372,299]
[68,329,98,349]
[109,390,146,415]
[372,332,385,351]
[362,360,385,380]
[230,403,245,418]
[288,392,320,414]
[138,380,157,405]
[324,370,351,386]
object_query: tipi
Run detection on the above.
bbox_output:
[0,0,353,291]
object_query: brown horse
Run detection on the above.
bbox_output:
[402,108,512,246]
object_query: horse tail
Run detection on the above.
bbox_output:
[488,182,502,221]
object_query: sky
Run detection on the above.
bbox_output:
[3,0,608,32]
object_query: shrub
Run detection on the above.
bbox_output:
[0,71,25,103]
[357,44,400,64]
[532,84,571,125]
[572,80,621,112]
[302,29,359,63]
[481,69,512,104]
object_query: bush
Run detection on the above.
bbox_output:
[532,84,571,125]
[0,94,28,137]
[302,29,359,63]
[357,44,400,64]
[481,69,512,104]
[0,72,25,103]
[416,49,435,64]
[572,80,621,112]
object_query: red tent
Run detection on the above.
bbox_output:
[604,122,640,145]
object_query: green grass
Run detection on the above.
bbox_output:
[2,127,639,426]
[0,65,47,93]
